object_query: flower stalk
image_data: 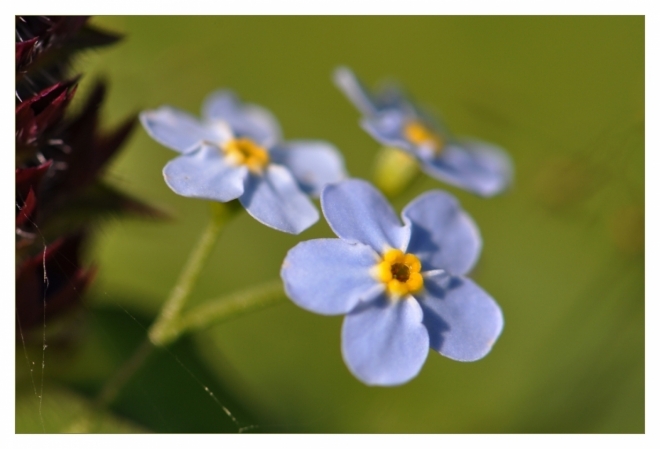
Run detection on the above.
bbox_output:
[148,201,239,346]
[94,338,154,408]
[169,279,285,338]
[96,279,285,408]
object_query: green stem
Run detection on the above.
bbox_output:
[70,339,154,432]
[91,280,285,412]
[149,201,237,347]
[94,338,154,408]
[79,203,285,424]
[172,279,285,338]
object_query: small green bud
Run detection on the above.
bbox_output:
[372,146,420,198]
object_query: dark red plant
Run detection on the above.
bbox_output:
[15,16,161,337]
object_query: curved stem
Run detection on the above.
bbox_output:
[91,280,285,411]
[94,338,154,408]
[174,279,285,337]
[149,201,237,346]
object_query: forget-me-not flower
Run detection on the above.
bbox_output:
[140,90,346,234]
[281,179,503,386]
[333,67,513,197]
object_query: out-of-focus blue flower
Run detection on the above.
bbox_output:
[140,90,346,234]
[281,179,504,386]
[333,67,513,197]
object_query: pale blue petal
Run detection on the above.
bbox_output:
[413,105,453,139]
[361,109,451,160]
[372,81,444,125]
[342,295,429,386]
[421,139,514,197]
[333,66,379,116]
[321,179,410,252]
[281,239,382,315]
[269,140,347,197]
[140,106,224,153]
[402,190,481,276]
[201,90,282,147]
[372,81,412,112]
[361,109,415,153]
[162,144,247,202]
[418,276,504,362]
[333,67,418,116]
[239,165,319,234]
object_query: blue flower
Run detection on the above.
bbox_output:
[281,179,503,386]
[140,90,347,234]
[333,67,513,197]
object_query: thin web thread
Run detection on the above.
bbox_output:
[40,244,48,434]
[115,303,253,433]
[16,199,253,433]
[59,292,172,433]
[16,310,44,433]
[16,199,48,433]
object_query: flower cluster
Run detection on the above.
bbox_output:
[141,66,510,386]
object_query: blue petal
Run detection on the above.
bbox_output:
[362,109,451,161]
[239,165,319,234]
[140,106,225,153]
[342,295,429,386]
[281,239,382,315]
[162,144,247,202]
[418,276,503,362]
[361,109,415,153]
[402,190,481,276]
[333,67,418,116]
[321,179,410,252]
[202,90,282,147]
[269,140,347,197]
[333,66,379,116]
[371,81,412,112]
[420,139,514,197]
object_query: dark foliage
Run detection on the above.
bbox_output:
[15,16,161,334]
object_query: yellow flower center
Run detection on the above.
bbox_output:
[222,138,270,173]
[373,249,424,297]
[403,120,444,154]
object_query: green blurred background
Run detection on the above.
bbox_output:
[16,16,644,433]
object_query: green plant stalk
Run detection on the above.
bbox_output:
[94,338,154,408]
[149,201,237,346]
[171,279,285,338]
[92,280,284,411]
[92,202,285,411]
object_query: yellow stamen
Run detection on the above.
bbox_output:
[373,248,424,298]
[403,120,443,154]
[403,253,422,272]
[405,272,424,293]
[388,279,410,296]
[383,248,404,263]
[222,138,270,173]
[374,261,393,283]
